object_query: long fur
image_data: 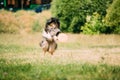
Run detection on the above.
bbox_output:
[40,17,61,55]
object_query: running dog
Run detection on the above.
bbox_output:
[40,17,61,55]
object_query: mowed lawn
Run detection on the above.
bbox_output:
[0,33,120,80]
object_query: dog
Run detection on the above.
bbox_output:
[40,17,61,55]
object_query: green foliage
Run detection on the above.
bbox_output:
[105,0,120,34]
[81,13,106,34]
[114,25,120,34]
[51,0,113,33]
[32,20,42,32]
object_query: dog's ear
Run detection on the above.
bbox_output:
[48,17,60,28]
[45,17,60,32]
[51,17,60,28]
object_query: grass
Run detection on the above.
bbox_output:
[0,59,31,80]
[0,58,120,80]
[0,33,120,80]
[0,44,38,54]
[0,9,51,33]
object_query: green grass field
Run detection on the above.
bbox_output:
[0,33,120,80]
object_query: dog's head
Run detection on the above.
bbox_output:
[45,17,61,37]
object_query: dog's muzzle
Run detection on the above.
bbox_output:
[55,29,61,36]
[49,28,61,37]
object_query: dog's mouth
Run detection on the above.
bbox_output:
[50,28,61,37]
[56,31,61,36]
[55,28,61,36]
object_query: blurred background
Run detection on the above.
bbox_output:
[0,0,120,34]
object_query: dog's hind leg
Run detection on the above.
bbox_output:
[48,42,57,55]
[40,39,49,55]
[43,51,46,56]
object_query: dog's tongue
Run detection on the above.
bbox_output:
[58,33,68,42]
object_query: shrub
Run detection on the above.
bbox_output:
[81,13,105,34]
[105,0,120,34]
[113,25,120,34]
[0,10,19,33]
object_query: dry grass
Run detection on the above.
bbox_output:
[67,33,120,46]
[0,9,51,33]
[0,33,120,65]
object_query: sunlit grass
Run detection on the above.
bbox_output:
[0,33,120,80]
[0,44,40,54]
[0,10,51,33]
[0,58,120,80]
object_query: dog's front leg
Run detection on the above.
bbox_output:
[42,30,53,42]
